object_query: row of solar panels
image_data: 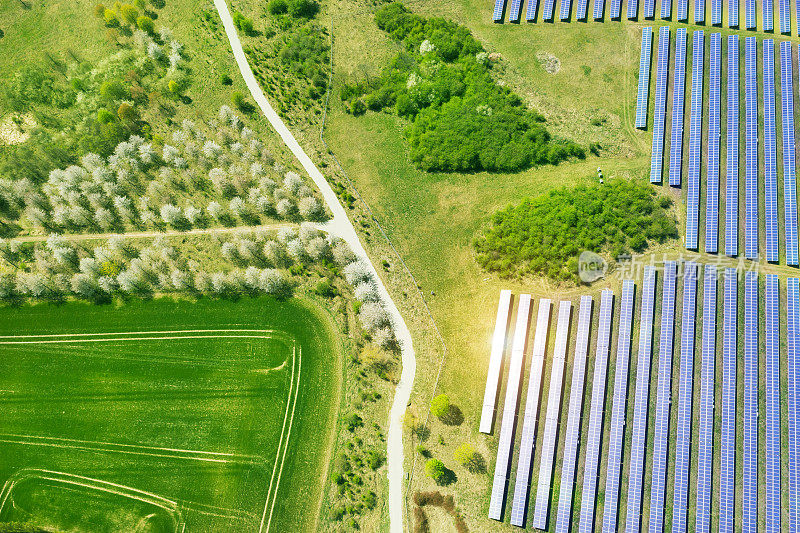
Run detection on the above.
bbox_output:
[493,0,796,30]
[481,269,800,530]
[644,29,800,265]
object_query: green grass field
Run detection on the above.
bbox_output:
[0,296,343,532]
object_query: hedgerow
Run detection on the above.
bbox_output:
[473,180,678,282]
[340,3,584,173]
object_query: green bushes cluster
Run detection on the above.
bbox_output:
[474,180,678,283]
[340,3,584,173]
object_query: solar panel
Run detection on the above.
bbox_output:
[480,290,513,434]
[764,39,779,262]
[789,280,800,531]
[594,0,606,19]
[726,35,739,257]
[766,274,781,532]
[695,265,717,533]
[686,30,704,250]
[764,0,774,30]
[509,0,525,22]
[506,299,552,523]
[601,279,636,533]
[627,0,639,19]
[493,0,506,22]
[779,0,790,33]
[661,0,672,18]
[577,0,589,19]
[672,261,698,533]
[644,0,655,17]
[624,266,658,533]
[543,0,556,21]
[695,0,705,23]
[489,295,534,521]
[705,33,721,253]
[526,0,541,22]
[561,0,573,19]
[669,29,688,187]
[647,261,677,533]
[677,0,688,20]
[728,0,737,25]
[651,27,670,184]
[609,0,622,18]
[781,42,798,265]
[532,301,572,529]
[719,268,737,533]
[554,296,593,533]
[711,0,722,23]
[635,28,653,129]
[745,37,758,260]
[789,278,800,532]
[745,0,756,28]
[578,289,615,533]
[743,271,758,532]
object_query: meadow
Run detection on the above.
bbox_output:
[0,296,343,532]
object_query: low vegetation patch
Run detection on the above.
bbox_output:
[340,3,584,173]
[473,180,678,282]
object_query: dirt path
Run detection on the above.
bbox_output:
[8,223,295,243]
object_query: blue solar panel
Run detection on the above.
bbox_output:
[790,278,800,533]
[728,0,739,25]
[781,41,798,265]
[765,39,779,262]
[554,296,593,533]
[579,289,614,533]
[543,0,556,20]
[636,28,653,129]
[601,279,635,533]
[743,272,758,532]
[509,0,525,22]
[766,274,781,532]
[745,0,756,27]
[493,0,507,21]
[647,261,677,533]
[695,0,705,22]
[745,37,758,260]
[670,29,687,187]
[695,265,716,533]
[577,0,589,19]
[644,0,655,17]
[661,0,672,18]
[651,27,670,183]
[624,267,657,533]
[609,0,622,18]
[672,261,698,533]
[526,0,540,22]
[705,33,721,253]
[711,0,722,23]
[780,0,790,33]
[560,0,573,19]
[594,0,606,19]
[686,30,704,250]
[628,0,639,18]
[726,35,739,257]
[764,0,774,30]
[677,0,688,19]
[719,268,737,533]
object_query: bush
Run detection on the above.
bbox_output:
[136,15,155,33]
[268,0,288,14]
[288,0,319,18]
[232,11,255,35]
[430,393,450,418]
[350,99,366,116]
[120,4,139,24]
[117,102,137,121]
[94,3,107,17]
[104,8,119,26]
[97,108,116,124]
[220,73,233,85]
[424,458,445,482]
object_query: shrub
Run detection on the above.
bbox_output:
[120,4,139,24]
[288,0,319,18]
[97,108,116,124]
[232,11,255,35]
[136,15,155,33]
[104,8,119,26]
[350,99,366,116]
[268,0,288,14]
[430,393,450,418]
[424,459,445,482]
[220,73,233,85]
[94,3,107,17]
[117,102,137,121]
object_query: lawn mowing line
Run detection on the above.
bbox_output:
[0,328,279,339]
[261,344,301,533]
[0,335,282,345]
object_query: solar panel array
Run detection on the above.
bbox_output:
[526,0,540,22]
[673,261,698,533]
[579,289,615,533]
[602,278,636,533]
[743,271,758,532]
[686,31,704,250]
[560,0,572,20]
[647,261,677,533]
[532,301,572,529]
[542,0,556,21]
[766,274,781,532]
[609,0,622,19]
[489,294,534,521]
[594,0,606,20]
[661,0,672,19]
[745,0,756,28]
[726,35,739,257]
[670,29,687,187]
[764,39,779,262]
[780,0,791,33]
[492,0,506,22]
[577,0,589,19]
[554,295,593,533]
[705,33,721,254]
[508,299,552,524]
[627,0,639,18]
[508,0,524,22]
[745,37,759,260]
[695,0,704,22]
[624,266,657,533]
[636,28,653,130]
[695,265,717,533]
[711,0,722,24]
[480,290,513,434]
[765,0,775,30]
[719,268,737,533]
[677,0,688,20]
[790,278,800,532]
[729,0,739,26]
[644,0,655,18]
[782,42,798,265]
[651,27,670,184]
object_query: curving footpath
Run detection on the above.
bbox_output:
[212,1,416,531]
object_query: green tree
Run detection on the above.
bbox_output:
[117,102,137,121]
[120,4,139,24]
[425,458,445,482]
[430,393,450,418]
[232,11,255,35]
[136,15,155,33]
[97,108,116,124]
[268,0,288,14]
[453,443,476,466]
[288,0,319,18]
[104,8,119,26]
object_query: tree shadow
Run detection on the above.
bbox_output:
[465,452,487,474]
[436,467,457,486]
[441,405,464,426]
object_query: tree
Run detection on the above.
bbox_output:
[120,4,139,24]
[453,443,476,467]
[137,15,155,33]
[94,3,107,17]
[298,196,322,220]
[232,11,255,35]
[118,102,137,121]
[288,0,319,18]
[359,302,390,331]
[425,459,445,482]
[268,0,288,14]
[430,394,450,418]
[104,8,120,26]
